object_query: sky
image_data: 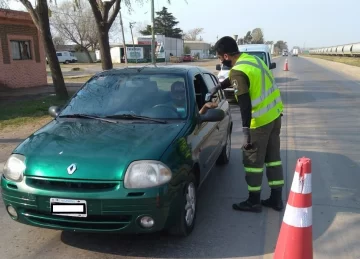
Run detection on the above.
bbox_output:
[8,0,360,49]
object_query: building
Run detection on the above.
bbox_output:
[0,9,47,89]
[184,41,211,59]
[136,35,184,62]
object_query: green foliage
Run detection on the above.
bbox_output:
[139,7,183,38]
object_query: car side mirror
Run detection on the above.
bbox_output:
[270,62,276,70]
[199,109,225,123]
[48,106,61,118]
[215,64,221,71]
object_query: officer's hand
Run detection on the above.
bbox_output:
[242,127,252,150]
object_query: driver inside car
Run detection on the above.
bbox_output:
[168,81,187,117]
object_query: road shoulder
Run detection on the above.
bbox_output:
[301,56,360,83]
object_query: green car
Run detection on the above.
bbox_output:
[1,65,233,237]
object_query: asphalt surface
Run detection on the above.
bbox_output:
[1,56,360,258]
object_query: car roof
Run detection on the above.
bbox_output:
[97,64,212,75]
[238,44,270,52]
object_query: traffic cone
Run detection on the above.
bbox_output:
[283,59,289,71]
[273,157,313,259]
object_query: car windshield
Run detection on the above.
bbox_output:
[59,72,188,120]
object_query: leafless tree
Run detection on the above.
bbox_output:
[183,28,204,41]
[18,0,69,99]
[0,0,9,9]
[50,0,99,63]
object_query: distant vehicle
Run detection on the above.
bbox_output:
[183,54,194,62]
[215,44,277,102]
[282,50,288,56]
[292,49,299,57]
[1,64,233,237]
[46,51,78,64]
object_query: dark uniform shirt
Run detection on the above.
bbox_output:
[220,70,252,128]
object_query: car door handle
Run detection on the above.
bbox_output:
[216,125,220,130]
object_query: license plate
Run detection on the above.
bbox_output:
[50,198,87,217]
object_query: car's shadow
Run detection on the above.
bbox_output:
[60,143,359,258]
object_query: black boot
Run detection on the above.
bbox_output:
[232,192,262,213]
[261,188,284,211]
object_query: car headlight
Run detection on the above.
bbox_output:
[124,160,172,189]
[3,154,26,182]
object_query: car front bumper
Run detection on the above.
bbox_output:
[1,175,183,233]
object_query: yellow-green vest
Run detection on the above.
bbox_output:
[230,53,283,129]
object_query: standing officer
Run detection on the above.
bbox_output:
[212,36,284,213]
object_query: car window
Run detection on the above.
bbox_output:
[203,73,222,103]
[59,73,188,120]
[210,74,225,100]
[56,53,62,56]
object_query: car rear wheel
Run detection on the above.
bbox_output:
[216,132,231,165]
[168,174,197,237]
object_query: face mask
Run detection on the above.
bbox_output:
[222,59,232,68]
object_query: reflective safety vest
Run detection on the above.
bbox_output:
[230,53,283,129]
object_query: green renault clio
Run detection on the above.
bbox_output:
[1,65,232,237]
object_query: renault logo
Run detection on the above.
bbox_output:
[67,164,77,175]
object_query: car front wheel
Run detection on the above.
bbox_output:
[168,174,197,237]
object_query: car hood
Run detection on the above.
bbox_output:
[14,119,185,181]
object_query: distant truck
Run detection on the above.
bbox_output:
[292,49,299,57]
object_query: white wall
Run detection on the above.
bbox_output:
[110,47,121,63]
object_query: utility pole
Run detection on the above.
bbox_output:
[129,22,137,63]
[119,6,128,64]
[151,0,156,65]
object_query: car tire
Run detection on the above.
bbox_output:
[216,132,231,165]
[168,173,197,237]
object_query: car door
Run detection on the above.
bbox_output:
[203,73,229,157]
[192,73,219,182]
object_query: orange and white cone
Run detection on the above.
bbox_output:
[283,59,289,71]
[273,157,313,259]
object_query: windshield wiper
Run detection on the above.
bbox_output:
[58,114,118,124]
[105,114,167,124]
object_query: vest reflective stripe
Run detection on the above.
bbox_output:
[252,95,282,118]
[232,53,283,128]
[234,58,279,107]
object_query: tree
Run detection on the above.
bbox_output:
[87,0,122,70]
[139,7,183,39]
[274,40,288,50]
[251,28,264,44]
[184,28,204,41]
[184,45,191,54]
[19,0,69,100]
[0,0,9,8]
[52,36,65,47]
[50,0,99,63]
[243,31,252,44]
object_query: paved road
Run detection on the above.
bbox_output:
[1,56,360,258]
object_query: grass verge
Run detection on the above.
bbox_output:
[47,75,93,84]
[0,94,72,130]
[301,54,360,67]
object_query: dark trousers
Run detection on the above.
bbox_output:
[242,115,284,192]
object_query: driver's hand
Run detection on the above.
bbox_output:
[205,102,218,109]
